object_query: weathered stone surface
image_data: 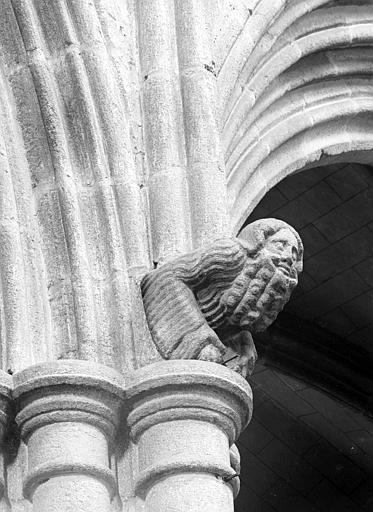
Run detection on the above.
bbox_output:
[220,3,373,233]
[13,360,124,512]
[141,218,303,377]
[0,0,151,374]
[126,360,253,511]
[1,358,253,512]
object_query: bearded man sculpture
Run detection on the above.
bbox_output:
[141,218,303,377]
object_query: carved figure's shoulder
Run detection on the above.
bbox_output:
[173,238,247,281]
[140,237,250,364]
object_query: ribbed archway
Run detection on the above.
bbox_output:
[214,0,373,233]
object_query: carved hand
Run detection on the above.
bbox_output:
[181,324,226,363]
[226,330,258,378]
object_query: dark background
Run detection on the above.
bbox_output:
[235,163,373,511]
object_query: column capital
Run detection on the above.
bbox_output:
[13,360,125,508]
[127,360,253,508]
[13,360,124,441]
[127,360,253,444]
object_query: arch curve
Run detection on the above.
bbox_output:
[218,1,373,233]
[231,116,373,233]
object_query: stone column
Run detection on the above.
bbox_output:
[127,360,252,512]
[13,361,124,512]
[0,371,12,504]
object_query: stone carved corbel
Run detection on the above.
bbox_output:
[141,218,303,378]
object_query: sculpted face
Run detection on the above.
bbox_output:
[221,223,303,332]
[260,228,300,283]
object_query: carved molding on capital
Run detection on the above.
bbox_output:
[2,357,254,511]
[127,360,253,508]
[127,360,252,444]
[13,360,124,441]
[13,361,125,511]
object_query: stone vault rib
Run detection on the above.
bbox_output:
[1,0,152,371]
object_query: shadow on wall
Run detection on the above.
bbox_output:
[235,362,373,512]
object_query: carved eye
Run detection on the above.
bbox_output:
[272,241,285,251]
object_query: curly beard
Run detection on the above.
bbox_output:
[220,255,298,332]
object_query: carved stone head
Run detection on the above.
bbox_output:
[221,218,303,333]
[238,218,303,275]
